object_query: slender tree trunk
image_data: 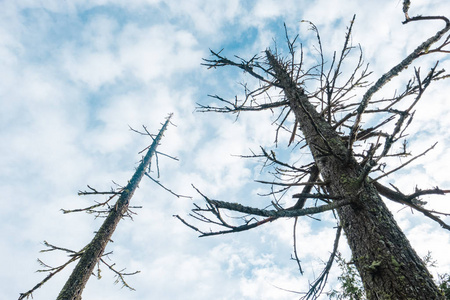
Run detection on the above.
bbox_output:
[57,114,172,300]
[266,51,443,299]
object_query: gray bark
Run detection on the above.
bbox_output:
[266,51,443,300]
[56,115,172,300]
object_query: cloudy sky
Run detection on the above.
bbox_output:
[1,0,450,299]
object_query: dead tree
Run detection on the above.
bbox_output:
[176,3,450,300]
[20,114,175,300]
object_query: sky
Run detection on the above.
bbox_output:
[1,0,450,299]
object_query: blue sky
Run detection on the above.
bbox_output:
[1,1,450,299]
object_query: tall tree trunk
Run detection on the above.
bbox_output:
[56,114,172,300]
[266,51,443,299]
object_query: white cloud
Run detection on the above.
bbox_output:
[62,47,123,90]
[164,0,241,35]
[1,0,450,299]
[117,23,203,82]
[60,17,203,89]
[253,0,283,19]
[407,223,450,273]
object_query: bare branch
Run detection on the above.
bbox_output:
[255,180,328,187]
[292,217,304,275]
[197,94,288,113]
[347,15,450,155]
[144,172,192,199]
[19,244,83,300]
[202,49,277,87]
[206,198,352,218]
[302,226,342,300]
[374,181,450,230]
[371,142,437,182]
[99,258,140,291]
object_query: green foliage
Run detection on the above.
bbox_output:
[438,273,450,299]
[423,251,438,268]
[329,251,450,299]
[423,251,450,299]
[329,252,366,300]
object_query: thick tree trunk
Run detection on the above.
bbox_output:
[266,51,443,299]
[57,115,172,300]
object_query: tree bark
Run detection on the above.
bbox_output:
[56,115,172,300]
[266,51,443,299]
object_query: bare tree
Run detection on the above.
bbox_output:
[20,114,177,300]
[176,3,450,299]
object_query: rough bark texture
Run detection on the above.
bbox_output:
[266,51,443,300]
[56,115,172,300]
